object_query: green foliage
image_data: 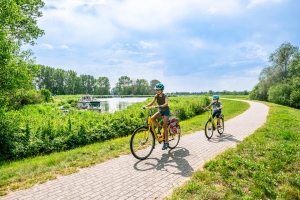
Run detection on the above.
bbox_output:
[0,0,45,110]
[40,88,53,102]
[0,96,210,161]
[250,43,300,108]
[6,89,44,110]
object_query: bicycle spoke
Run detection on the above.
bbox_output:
[168,125,181,149]
[130,126,154,160]
[205,120,214,139]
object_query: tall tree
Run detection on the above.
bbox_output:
[0,0,44,109]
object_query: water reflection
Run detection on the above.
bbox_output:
[99,97,148,112]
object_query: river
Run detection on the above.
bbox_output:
[98,97,148,112]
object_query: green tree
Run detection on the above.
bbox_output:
[117,76,132,95]
[134,79,149,95]
[0,0,44,109]
[95,77,110,95]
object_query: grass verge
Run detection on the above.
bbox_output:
[168,102,300,200]
[0,99,248,196]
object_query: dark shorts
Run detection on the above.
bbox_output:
[159,111,171,117]
[212,110,221,118]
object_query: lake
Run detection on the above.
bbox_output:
[98,97,148,112]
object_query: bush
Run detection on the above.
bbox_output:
[7,89,44,110]
[40,88,53,102]
[268,83,292,106]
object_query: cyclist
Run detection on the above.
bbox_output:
[204,95,223,127]
[143,83,170,150]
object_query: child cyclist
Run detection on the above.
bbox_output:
[143,83,170,150]
[204,95,223,127]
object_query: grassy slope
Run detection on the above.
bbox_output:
[0,99,248,196]
[169,102,300,200]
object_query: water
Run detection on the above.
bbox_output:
[98,97,148,112]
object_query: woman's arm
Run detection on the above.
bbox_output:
[144,96,157,107]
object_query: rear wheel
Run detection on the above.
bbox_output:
[204,120,214,139]
[217,116,224,135]
[168,125,181,149]
[130,126,155,160]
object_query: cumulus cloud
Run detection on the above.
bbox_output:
[40,44,53,49]
[60,45,69,49]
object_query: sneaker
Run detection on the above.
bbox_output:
[162,142,169,150]
[157,127,162,134]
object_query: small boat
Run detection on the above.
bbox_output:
[77,95,101,112]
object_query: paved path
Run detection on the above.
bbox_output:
[1,101,269,200]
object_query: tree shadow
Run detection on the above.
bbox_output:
[133,147,194,177]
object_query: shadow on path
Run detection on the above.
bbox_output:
[207,133,241,143]
[133,147,194,177]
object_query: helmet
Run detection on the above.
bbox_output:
[212,95,219,100]
[154,83,164,90]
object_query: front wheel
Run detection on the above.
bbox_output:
[168,125,181,149]
[130,126,155,160]
[204,119,214,139]
[217,116,224,135]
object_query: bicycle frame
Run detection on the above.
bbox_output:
[146,108,167,143]
[207,108,217,129]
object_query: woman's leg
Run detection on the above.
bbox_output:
[151,112,162,128]
[163,115,169,142]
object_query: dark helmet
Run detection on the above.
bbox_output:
[154,83,164,90]
[212,95,219,100]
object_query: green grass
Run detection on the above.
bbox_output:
[0,99,248,196]
[168,102,300,200]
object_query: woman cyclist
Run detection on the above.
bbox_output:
[143,83,170,150]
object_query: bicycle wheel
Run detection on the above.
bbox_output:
[168,125,181,149]
[217,116,224,135]
[130,126,155,160]
[204,119,214,139]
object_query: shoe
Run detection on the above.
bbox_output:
[157,127,162,134]
[162,142,169,150]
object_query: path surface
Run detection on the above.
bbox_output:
[1,101,269,200]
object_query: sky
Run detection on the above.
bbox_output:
[27,0,300,93]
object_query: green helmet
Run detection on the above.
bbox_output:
[154,83,164,90]
[212,95,219,100]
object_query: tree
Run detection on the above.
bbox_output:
[116,76,132,95]
[250,42,299,101]
[134,79,149,95]
[95,77,110,95]
[0,0,45,109]
[269,42,299,80]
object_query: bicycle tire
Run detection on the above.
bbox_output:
[168,125,181,149]
[217,116,224,135]
[130,126,155,160]
[204,119,214,139]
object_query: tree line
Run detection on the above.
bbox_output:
[250,42,300,108]
[34,65,161,95]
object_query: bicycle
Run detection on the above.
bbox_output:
[203,108,224,139]
[130,107,181,160]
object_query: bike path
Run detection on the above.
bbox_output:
[1,101,269,200]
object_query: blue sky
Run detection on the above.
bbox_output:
[28,0,300,93]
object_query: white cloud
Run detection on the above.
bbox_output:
[247,0,285,8]
[40,44,53,49]
[60,45,69,49]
